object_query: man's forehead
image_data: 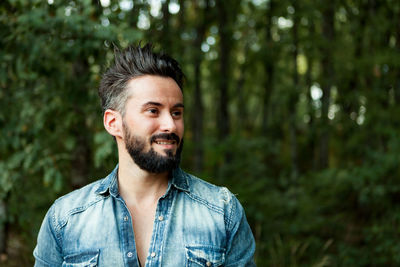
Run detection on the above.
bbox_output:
[124,79,183,110]
[126,76,182,96]
[125,90,184,105]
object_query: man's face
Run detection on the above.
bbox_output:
[121,75,184,173]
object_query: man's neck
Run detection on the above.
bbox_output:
[117,155,169,205]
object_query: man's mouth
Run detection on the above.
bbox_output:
[151,133,180,147]
[155,140,176,145]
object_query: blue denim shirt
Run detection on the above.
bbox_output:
[34,166,256,266]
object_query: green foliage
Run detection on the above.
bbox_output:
[1,0,400,266]
[267,235,333,267]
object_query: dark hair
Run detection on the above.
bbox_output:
[99,43,184,115]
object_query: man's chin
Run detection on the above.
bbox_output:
[151,146,176,156]
[160,149,176,158]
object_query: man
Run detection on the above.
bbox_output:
[34,44,256,266]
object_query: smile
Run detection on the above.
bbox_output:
[150,133,180,147]
[155,140,176,145]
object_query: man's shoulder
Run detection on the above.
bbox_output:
[56,178,104,204]
[179,169,237,210]
[50,178,107,223]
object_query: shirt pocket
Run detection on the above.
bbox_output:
[62,250,99,267]
[185,245,226,267]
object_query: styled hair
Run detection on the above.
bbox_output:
[99,43,184,115]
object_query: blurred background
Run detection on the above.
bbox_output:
[1,0,400,266]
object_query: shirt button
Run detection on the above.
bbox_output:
[206,261,212,266]
[127,252,133,258]
[158,215,164,221]
[150,252,156,257]
[123,216,129,221]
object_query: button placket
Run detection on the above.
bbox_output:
[117,197,139,266]
[146,189,174,265]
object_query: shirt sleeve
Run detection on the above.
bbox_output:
[33,204,64,267]
[224,193,256,267]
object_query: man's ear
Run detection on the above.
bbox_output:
[103,109,123,139]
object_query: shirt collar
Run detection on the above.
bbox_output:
[95,165,190,197]
[170,167,190,193]
[95,165,119,197]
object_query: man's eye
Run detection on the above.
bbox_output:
[172,110,182,117]
[147,108,158,114]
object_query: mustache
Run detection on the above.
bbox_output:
[150,133,180,144]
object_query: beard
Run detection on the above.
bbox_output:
[123,122,183,173]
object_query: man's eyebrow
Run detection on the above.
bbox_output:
[173,103,184,108]
[142,101,162,107]
[141,102,184,108]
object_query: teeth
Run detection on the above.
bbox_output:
[156,141,174,145]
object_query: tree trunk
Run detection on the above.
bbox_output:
[191,0,209,174]
[338,0,369,164]
[175,0,186,57]
[288,0,299,179]
[235,44,250,131]
[262,0,276,132]
[70,60,92,189]
[305,20,317,170]
[161,0,171,52]
[216,0,233,140]
[318,0,335,169]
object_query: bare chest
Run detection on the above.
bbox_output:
[128,204,157,266]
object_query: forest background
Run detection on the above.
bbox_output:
[1,0,400,266]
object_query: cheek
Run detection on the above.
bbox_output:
[128,122,158,139]
[177,121,184,137]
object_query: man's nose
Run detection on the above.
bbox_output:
[159,113,177,132]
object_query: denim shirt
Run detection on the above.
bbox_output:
[34,166,256,267]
